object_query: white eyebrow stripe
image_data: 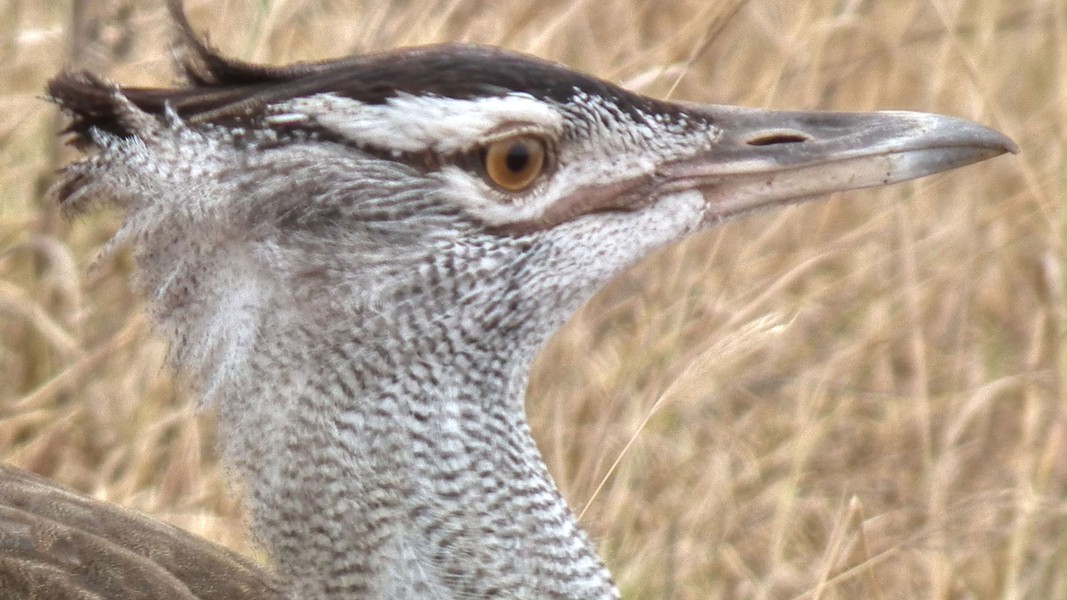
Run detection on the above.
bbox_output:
[269,92,563,154]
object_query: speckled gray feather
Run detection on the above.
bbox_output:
[53,117,688,598]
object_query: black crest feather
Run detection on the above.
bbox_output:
[48,0,667,147]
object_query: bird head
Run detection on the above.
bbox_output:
[48,15,1015,404]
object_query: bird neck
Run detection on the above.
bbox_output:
[214,291,619,599]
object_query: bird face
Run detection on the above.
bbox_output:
[229,48,1013,338]
[238,48,1012,287]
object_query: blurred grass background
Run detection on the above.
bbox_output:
[0,0,1062,598]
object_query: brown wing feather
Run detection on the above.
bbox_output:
[0,465,283,600]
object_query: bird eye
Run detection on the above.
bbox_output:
[482,135,547,192]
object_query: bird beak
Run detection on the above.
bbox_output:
[658,106,1018,222]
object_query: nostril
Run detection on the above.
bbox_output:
[746,130,811,146]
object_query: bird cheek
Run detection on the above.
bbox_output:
[645,190,706,238]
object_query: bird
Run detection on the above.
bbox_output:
[3,1,1015,598]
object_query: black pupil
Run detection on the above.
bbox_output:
[505,142,530,173]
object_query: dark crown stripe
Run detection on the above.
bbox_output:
[49,1,673,146]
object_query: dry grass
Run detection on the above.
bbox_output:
[1,0,1063,598]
